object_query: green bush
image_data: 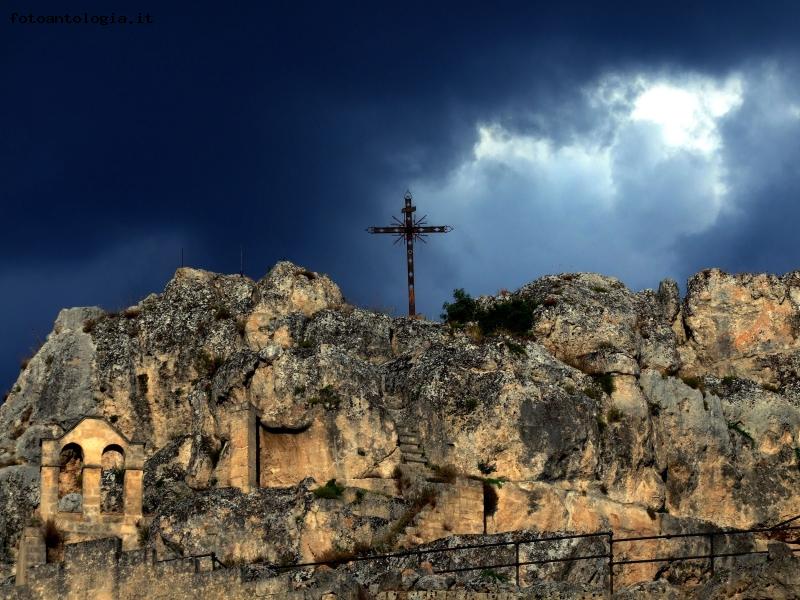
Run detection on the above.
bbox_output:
[442,289,537,336]
[441,289,478,324]
[313,479,345,499]
[479,568,510,583]
[477,298,536,335]
[481,476,507,488]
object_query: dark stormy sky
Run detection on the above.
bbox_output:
[3,1,800,395]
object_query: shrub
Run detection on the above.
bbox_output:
[442,289,537,336]
[606,407,624,424]
[354,489,365,504]
[505,341,527,356]
[481,476,507,488]
[136,520,150,546]
[728,420,754,445]
[595,373,614,395]
[477,461,496,475]
[477,298,536,336]
[313,479,345,499]
[583,386,602,401]
[309,385,341,410]
[681,375,705,392]
[298,339,313,349]
[465,324,483,344]
[441,288,478,324]
[721,375,736,386]
[213,305,232,320]
[42,518,63,551]
[235,317,247,336]
[463,397,479,412]
[196,351,224,378]
[479,568,510,583]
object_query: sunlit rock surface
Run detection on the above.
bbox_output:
[1,262,799,596]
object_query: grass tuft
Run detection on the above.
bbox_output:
[308,385,341,410]
[313,479,345,499]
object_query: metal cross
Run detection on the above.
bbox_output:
[367,191,453,316]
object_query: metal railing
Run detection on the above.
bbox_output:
[156,551,227,573]
[257,515,799,594]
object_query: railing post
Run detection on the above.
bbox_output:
[515,542,520,587]
[709,532,715,577]
[608,532,614,597]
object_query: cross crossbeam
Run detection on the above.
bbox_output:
[367,191,452,316]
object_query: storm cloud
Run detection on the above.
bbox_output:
[3,2,800,392]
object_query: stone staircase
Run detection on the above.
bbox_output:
[396,425,430,471]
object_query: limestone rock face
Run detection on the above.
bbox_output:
[1,261,799,594]
[680,269,800,385]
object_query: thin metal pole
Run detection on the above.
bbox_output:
[709,533,715,576]
[515,542,520,587]
[608,532,614,596]
[240,245,244,276]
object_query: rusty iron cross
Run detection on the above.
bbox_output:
[367,191,453,316]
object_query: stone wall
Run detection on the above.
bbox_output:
[5,537,297,600]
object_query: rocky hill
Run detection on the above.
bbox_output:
[1,262,799,597]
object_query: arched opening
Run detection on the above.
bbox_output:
[100,444,125,513]
[58,443,83,513]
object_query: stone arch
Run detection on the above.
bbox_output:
[39,416,145,549]
[58,443,83,513]
[100,444,125,513]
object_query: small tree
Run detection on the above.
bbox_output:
[441,289,478,324]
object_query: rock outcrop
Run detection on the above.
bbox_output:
[1,262,799,597]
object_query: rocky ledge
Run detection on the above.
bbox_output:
[0,262,798,596]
